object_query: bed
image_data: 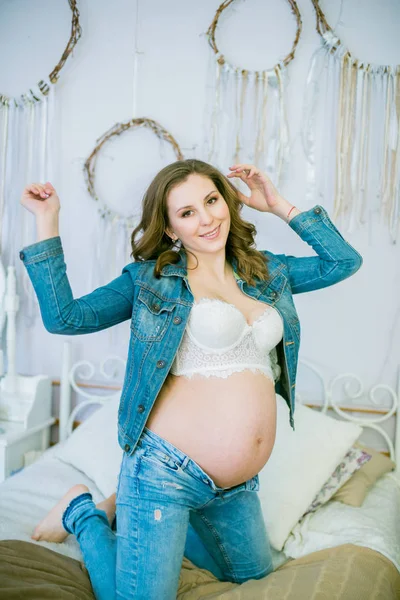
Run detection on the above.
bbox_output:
[0,342,399,599]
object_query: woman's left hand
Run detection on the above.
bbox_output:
[226,164,283,213]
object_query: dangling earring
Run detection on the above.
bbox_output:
[171,236,182,251]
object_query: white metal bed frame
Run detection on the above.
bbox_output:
[58,342,400,468]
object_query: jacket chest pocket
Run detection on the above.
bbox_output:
[131,287,176,342]
[263,271,287,303]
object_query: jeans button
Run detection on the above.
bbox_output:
[173,316,182,325]
[124,444,131,453]
[152,303,160,312]
[19,251,25,260]
[156,360,166,368]
[137,404,145,413]
[314,207,322,214]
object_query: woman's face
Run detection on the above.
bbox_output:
[165,174,230,256]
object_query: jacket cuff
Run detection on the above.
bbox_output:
[288,205,327,234]
[19,236,63,265]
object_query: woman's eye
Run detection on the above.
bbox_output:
[181,198,218,218]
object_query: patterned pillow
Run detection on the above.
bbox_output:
[301,446,372,518]
[332,443,396,507]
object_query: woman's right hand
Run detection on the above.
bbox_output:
[20,182,60,217]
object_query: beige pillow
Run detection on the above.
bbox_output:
[331,442,396,507]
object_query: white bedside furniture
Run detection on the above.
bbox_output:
[0,372,54,482]
[0,417,55,482]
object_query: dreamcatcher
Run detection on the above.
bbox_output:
[203,0,302,190]
[0,0,82,326]
[302,0,400,242]
[83,117,184,294]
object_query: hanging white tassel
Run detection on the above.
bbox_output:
[302,26,400,242]
[0,101,9,255]
[203,50,292,187]
[0,87,55,326]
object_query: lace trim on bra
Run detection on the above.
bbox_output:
[179,365,276,382]
[171,327,278,377]
[171,297,283,382]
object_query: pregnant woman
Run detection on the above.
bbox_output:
[20,159,362,599]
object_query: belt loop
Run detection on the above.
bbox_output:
[180,456,190,470]
[246,477,257,491]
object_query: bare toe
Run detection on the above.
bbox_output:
[31,484,90,543]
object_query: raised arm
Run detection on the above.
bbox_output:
[263,205,363,294]
[225,164,363,295]
[19,182,138,334]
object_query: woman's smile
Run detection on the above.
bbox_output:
[199,224,221,240]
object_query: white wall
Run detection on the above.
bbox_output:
[1,0,399,423]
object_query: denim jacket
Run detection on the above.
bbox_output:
[20,205,362,456]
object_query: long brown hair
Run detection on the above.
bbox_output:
[130,159,270,285]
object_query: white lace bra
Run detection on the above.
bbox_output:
[170,298,283,382]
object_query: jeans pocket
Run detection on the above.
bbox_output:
[120,446,146,478]
[141,446,181,473]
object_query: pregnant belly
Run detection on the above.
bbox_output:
[145,371,277,489]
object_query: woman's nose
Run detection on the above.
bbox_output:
[198,209,213,226]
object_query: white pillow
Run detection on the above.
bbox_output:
[55,395,123,498]
[257,394,362,551]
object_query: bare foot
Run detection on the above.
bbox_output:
[96,493,116,527]
[31,484,90,543]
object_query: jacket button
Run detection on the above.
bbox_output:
[156,360,165,368]
[152,303,160,312]
[19,251,25,260]
[314,207,322,214]
[124,444,131,452]
[271,291,277,298]
[137,404,145,413]
[173,316,182,325]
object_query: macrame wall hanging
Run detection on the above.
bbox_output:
[83,118,183,295]
[203,0,302,190]
[302,0,400,243]
[0,0,82,326]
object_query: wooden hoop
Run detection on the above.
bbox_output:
[83,117,184,226]
[206,0,302,72]
[0,0,82,106]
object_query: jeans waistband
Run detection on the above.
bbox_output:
[138,426,259,493]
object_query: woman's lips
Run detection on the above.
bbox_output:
[199,224,221,240]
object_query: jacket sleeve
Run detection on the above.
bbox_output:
[264,205,363,295]
[19,236,139,334]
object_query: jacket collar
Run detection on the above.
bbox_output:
[160,249,240,280]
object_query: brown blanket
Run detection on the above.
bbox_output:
[0,540,399,599]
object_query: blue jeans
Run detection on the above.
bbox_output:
[62,426,273,599]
